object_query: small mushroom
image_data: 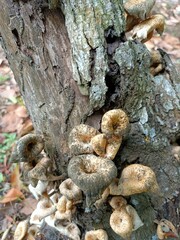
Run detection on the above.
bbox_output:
[109,196,127,210]
[68,154,117,207]
[85,229,108,240]
[105,135,122,160]
[155,219,179,239]
[126,205,144,231]
[90,134,107,157]
[150,50,164,76]
[14,219,28,240]
[59,178,82,202]
[118,164,159,196]
[28,180,48,199]
[101,109,129,138]
[10,133,44,163]
[27,225,39,240]
[132,14,165,43]
[124,0,156,20]
[30,197,56,225]
[110,208,133,239]
[68,124,99,155]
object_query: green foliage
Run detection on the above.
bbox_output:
[0,75,10,84]
[0,133,17,164]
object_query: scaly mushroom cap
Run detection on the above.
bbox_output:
[28,157,51,181]
[109,196,127,210]
[155,219,179,240]
[124,0,156,20]
[132,14,165,43]
[14,219,29,240]
[68,124,99,155]
[10,133,44,163]
[90,134,107,157]
[118,164,159,196]
[85,229,108,240]
[105,136,122,160]
[68,154,117,207]
[110,208,133,239]
[59,178,82,202]
[126,205,144,231]
[101,109,129,138]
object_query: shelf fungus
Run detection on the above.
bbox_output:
[118,164,159,196]
[154,219,179,240]
[101,109,129,138]
[109,196,143,239]
[69,124,99,155]
[68,154,117,207]
[59,178,82,203]
[132,14,165,43]
[124,0,156,20]
[10,133,44,163]
[85,229,108,240]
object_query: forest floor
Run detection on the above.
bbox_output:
[0,1,180,240]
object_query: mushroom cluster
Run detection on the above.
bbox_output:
[68,109,129,208]
[124,0,165,43]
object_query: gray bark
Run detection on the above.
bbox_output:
[0,0,179,239]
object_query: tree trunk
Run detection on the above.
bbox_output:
[0,0,179,239]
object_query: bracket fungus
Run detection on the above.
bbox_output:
[68,124,99,155]
[59,178,82,202]
[85,229,108,240]
[68,154,117,207]
[118,164,159,196]
[154,219,179,240]
[132,14,165,43]
[10,133,44,163]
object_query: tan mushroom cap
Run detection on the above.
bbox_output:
[124,0,156,20]
[155,219,179,240]
[14,219,29,240]
[132,14,165,43]
[101,109,129,138]
[68,154,117,207]
[110,208,133,239]
[85,229,108,240]
[59,178,82,202]
[68,124,99,155]
[118,164,159,196]
[109,196,127,210]
[105,135,122,160]
[90,134,107,157]
[10,133,44,163]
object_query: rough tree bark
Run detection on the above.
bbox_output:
[0,0,179,239]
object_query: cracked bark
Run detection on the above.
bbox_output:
[0,0,179,239]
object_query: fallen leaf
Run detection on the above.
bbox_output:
[20,197,38,215]
[10,164,23,190]
[17,118,34,137]
[15,105,28,118]
[0,187,24,203]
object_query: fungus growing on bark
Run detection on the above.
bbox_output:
[14,219,28,240]
[132,14,165,43]
[59,178,82,202]
[45,215,81,240]
[68,154,117,207]
[28,180,48,199]
[154,219,179,240]
[90,134,107,157]
[105,135,122,160]
[30,197,56,225]
[68,124,99,155]
[94,187,110,209]
[118,164,159,196]
[110,208,133,239]
[150,50,164,76]
[124,0,156,20]
[85,229,108,240]
[109,196,127,210]
[101,109,129,138]
[10,133,44,163]
[109,178,122,195]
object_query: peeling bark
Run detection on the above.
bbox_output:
[0,0,179,239]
